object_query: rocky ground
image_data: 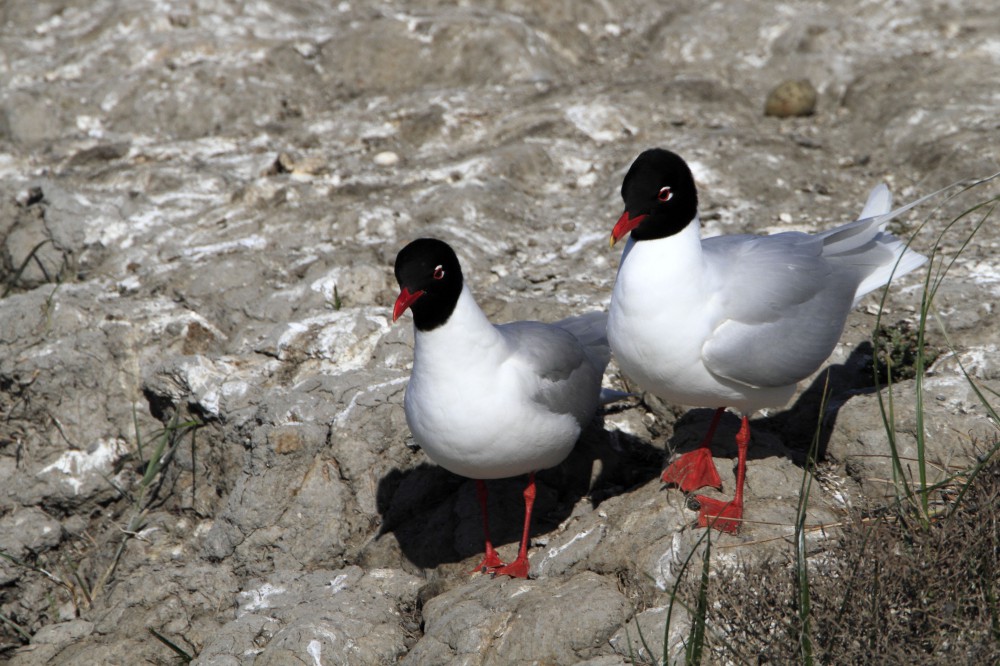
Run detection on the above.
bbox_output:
[1,1,999,664]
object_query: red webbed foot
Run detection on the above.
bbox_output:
[692,414,750,534]
[493,555,530,579]
[470,549,506,575]
[693,494,743,534]
[661,446,722,492]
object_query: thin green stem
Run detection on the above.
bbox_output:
[873,181,999,524]
[793,372,829,665]
[148,627,194,663]
[0,611,32,642]
[685,533,710,665]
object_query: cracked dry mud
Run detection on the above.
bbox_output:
[1,1,999,664]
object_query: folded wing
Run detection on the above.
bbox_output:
[497,315,608,423]
[702,184,927,389]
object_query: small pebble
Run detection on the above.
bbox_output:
[267,152,295,175]
[765,79,818,118]
[373,151,400,167]
[293,42,317,59]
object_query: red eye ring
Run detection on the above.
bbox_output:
[658,186,673,202]
[432,265,445,280]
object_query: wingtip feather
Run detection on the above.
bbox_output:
[859,183,893,219]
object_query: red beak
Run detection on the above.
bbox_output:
[392,287,425,322]
[610,210,648,246]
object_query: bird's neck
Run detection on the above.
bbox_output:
[619,214,706,285]
[412,285,506,367]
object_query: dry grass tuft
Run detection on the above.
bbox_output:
[694,459,1000,664]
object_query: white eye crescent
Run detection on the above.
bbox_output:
[433,265,445,280]
[658,186,673,202]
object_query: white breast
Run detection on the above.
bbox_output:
[404,287,582,479]
[608,222,795,413]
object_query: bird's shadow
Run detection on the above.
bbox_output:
[374,411,662,570]
[374,343,883,571]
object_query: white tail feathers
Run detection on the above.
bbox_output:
[853,236,927,303]
[850,182,938,302]
[859,183,893,219]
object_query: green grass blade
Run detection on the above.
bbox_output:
[685,532,711,665]
[70,567,93,608]
[871,301,912,513]
[647,527,750,666]
[0,610,32,642]
[148,627,194,663]
[662,527,710,665]
[871,181,999,523]
[91,412,202,600]
[913,195,998,516]
[795,525,813,664]
[914,328,928,515]
[629,603,656,665]
[924,312,1000,518]
[133,404,145,467]
[1,238,53,298]
[0,550,69,589]
[622,621,638,665]
[793,372,829,665]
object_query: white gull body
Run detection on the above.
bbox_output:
[404,285,608,479]
[608,184,928,413]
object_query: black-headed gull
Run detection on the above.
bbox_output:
[608,148,930,532]
[393,238,611,577]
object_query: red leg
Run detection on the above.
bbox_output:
[661,407,724,491]
[494,472,536,579]
[695,415,749,533]
[470,480,506,574]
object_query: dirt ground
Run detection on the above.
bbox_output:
[1,1,999,663]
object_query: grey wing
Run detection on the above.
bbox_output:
[701,233,858,388]
[496,320,604,422]
[703,182,934,389]
[550,310,611,370]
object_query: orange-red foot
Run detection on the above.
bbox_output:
[694,495,743,534]
[662,447,722,492]
[493,556,530,579]
[470,550,506,575]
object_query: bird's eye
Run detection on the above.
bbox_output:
[657,186,673,202]
[433,265,445,280]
